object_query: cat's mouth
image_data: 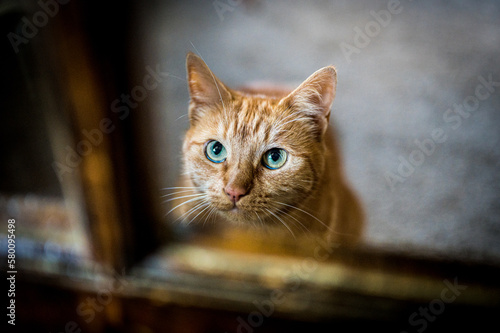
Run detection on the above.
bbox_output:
[215,201,252,220]
[211,196,244,212]
[208,193,263,222]
[222,204,243,213]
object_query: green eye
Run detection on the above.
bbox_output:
[263,148,288,170]
[205,140,227,163]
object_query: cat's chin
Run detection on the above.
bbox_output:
[217,207,255,225]
[220,207,243,217]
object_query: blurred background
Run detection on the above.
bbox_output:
[1,0,499,332]
[143,0,500,261]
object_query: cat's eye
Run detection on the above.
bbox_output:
[205,140,227,163]
[262,148,288,170]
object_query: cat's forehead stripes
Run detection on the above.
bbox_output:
[215,95,311,152]
[222,97,276,142]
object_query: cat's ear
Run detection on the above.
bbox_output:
[186,52,232,124]
[279,66,337,137]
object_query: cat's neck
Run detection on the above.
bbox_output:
[300,128,364,246]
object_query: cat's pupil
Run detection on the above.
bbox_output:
[212,142,223,155]
[270,151,280,161]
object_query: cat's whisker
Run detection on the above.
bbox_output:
[177,199,206,218]
[175,114,189,122]
[203,206,217,226]
[265,208,295,239]
[166,195,207,216]
[175,201,201,223]
[184,202,211,225]
[163,193,206,203]
[275,201,333,232]
[161,186,200,190]
[197,203,213,224]
[254,210,264,228]
[189,202,212,224]
[262,208,278,229]
[163,73,187,82]
[160,189,199,198]
[274,207,311,234]
[208,206,219,225]
[176,201,207,224]
[203,206,216,225]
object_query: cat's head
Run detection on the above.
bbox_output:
[181,53,336,227]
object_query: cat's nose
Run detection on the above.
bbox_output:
[225,185,247,203]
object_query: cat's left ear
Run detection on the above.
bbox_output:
[279,66,337,137]
[186,52,232,125]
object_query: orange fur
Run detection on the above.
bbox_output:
[173,53,364,246]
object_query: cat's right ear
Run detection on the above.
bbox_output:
[278,66,337,138]
[186,52,231,125]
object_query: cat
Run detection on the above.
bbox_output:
[169,52,364,246]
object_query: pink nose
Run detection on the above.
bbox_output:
[225,185,247,203]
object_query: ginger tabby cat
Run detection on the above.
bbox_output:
[169,53,363,246]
